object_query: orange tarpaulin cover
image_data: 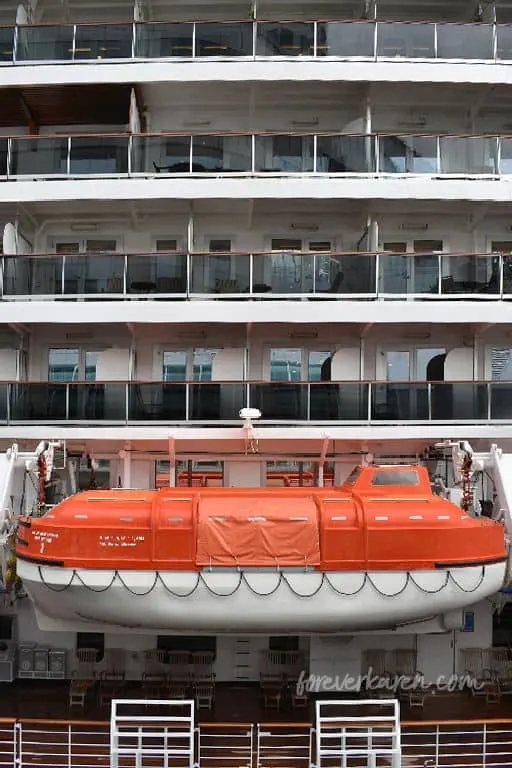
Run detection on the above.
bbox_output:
[195,496,320,567]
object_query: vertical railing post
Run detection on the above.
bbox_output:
[6,137,12,180]
[438,252,442,295]
[192,21,196,58]
[499,252,504,299]
[123,253,128,296]
[255,724,260,768]
[65,383,70,420]
[487,381,492,421]
[71,24,77,61]
[482,722,487,768]
[185,382,190,421]
[14,721,21,768]
[6,382,11,425]
[367,381,372,423]
[434,724,439,767]
[313,21,317,56]
[68,724,72,768]
[125,382,129,424]
[12,24,18,64]
[61,255,66,296]
[427,381,432,421]
[66,137,71,176]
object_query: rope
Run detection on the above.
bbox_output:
[36,565,488,598]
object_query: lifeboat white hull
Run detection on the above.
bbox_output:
[18,561,506,634]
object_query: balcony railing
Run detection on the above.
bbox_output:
[1,250,509,301]
[0,718,510,768]
[1,20,512,63]
[1,132,511,179]
[1,380,511,424]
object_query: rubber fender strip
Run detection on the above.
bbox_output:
[16,551,64,567]
[435,555,508,568]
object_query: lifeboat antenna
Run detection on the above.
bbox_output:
[239,408,261,454]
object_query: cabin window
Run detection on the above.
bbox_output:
[0,616,14,641]
[76,632,105,662]
[269,636,299,652]
[344,467,362,485]
[157,635,217,658]
[156,460,224,488]
[370,470,419,486]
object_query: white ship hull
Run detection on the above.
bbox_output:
[18,561,506,634]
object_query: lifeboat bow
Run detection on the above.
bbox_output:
[16,465,507,634]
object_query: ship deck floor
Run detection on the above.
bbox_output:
[1,679,512,722]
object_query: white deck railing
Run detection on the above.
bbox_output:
[0,718,512,768]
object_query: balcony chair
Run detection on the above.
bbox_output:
[194,681,215,710]
[142,649,167,695]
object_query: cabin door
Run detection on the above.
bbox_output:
[416,633,455,684]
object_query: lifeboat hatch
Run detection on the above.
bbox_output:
[195,495,320,568]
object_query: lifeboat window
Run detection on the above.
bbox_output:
[344,467,362,485]
[370,470,419,486]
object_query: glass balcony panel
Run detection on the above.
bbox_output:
[314,253,376,294]
[0,26,14,61]
[496,25,512,59]
[128,383,187,420]
[16,25,74,61]
[0,139,8,176]
[192,135,252,172]
[490,382,512,419]
[127,253,187,294]
[0,384,8,423]
[439,136,498,174]
[377,22,435,58]
[316,21,374,57]
[254,135,314,172]
[9,137,68,176]
[503,255,512,296]
[379,135,437,174]
[190,253,250,294]
[69,136,129,174]
[190,383,245,420]
[256,22,314,56]
[252,252,314,294]
[64,254,124,295]
[69,383,127,420]
[135,22,192,57]
[73,24,133,60]
[196,22,253,56]
[309,383,368,420]
[10,383,68,421]
[3,255,63,296]
[437,23,493,59]
[499,138,512,173]
[379,253,439,294]
[440,254,499,295]
[316,135,374,173]
[249,383,308,420]
[430,382,488,420]
[131,135,192,173]
[371,383,429,420]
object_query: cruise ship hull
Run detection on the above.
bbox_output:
[18,561,507,634]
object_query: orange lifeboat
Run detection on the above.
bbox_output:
[15,465,507,634]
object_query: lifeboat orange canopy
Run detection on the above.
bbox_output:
[16,465,506,572]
